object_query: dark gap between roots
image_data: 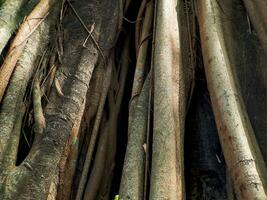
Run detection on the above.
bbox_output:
[109,0,142,198]
[184,22,227,200]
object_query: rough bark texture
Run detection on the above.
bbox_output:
[0,0,121,199]
[149,0,192,199]
[0,3,58,199]
[1,0,267,199]
[119,75,150,200]
[0,2,56,168]
[118,3,153,198]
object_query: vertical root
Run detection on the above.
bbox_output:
[119,75,150,200]
[135,0,148,57]
[197,0,267,198]
[75,55,113,200]
[33,77,45,140]
[83,116,109,200]
[2,103,25,168]
[150,0,187,199]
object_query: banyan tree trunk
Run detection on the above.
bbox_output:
[0,0,121,199]
[197,0,267,198]
[0,0,267,199]
[149,0,192,199]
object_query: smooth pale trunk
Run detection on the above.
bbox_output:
[150,0,187,199]
[197,0,267,199]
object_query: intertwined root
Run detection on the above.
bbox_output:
[0,0,267,199]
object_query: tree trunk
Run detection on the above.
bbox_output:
[0,0,267,199]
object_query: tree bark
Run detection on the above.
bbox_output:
[197,0,267,198]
